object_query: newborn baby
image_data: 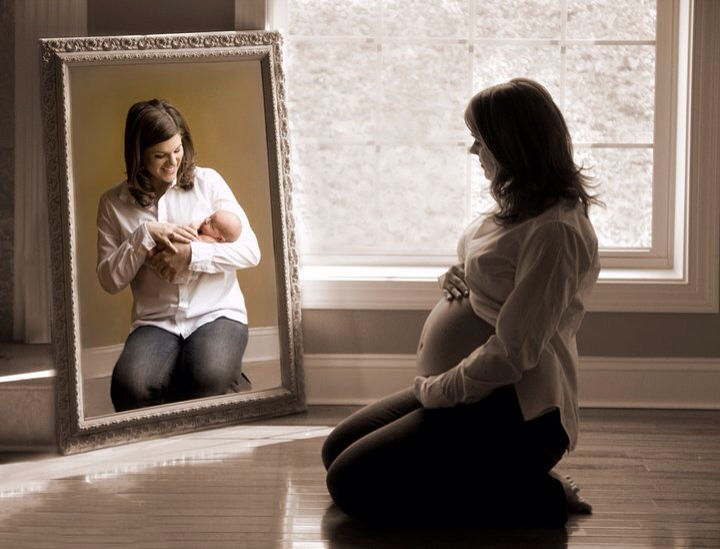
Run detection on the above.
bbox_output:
[193,209,242,243]
[148,210,242,283]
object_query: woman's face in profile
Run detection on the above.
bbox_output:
[142,133,184,187]
[469,133,498,181]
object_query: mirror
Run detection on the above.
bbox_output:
[40,31,305,454]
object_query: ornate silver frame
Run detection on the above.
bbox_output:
[40,31,305,454]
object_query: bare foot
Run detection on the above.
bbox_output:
[550,471,593,514]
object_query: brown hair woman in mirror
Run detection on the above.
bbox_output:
[97,99,260,412]
[321,79,599,526]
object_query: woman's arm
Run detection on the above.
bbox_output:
[96,198,156,294]
[414,221,594,408]
[97,196,199,292]
[186,170,261,275]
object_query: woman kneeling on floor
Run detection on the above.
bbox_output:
[322,78,598,527]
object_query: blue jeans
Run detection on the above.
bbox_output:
[110,317,249,412]
[322,386,569,526]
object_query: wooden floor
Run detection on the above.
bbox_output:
[1,407,719,548]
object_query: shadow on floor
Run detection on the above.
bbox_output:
[320,502,571,549]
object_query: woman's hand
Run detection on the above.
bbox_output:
[146,221,198,254]
[441,264,469,301]
[150,243,191,282]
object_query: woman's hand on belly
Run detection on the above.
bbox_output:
[441,264,469,301]
[416,297,495,377]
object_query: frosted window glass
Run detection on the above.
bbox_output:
[384,0,469,38]
[381,43,469,141]
[285,41,377,140]
[565,46,655,143]
[377,145,468,253]
[291,144,380,253]
[576,147,653,248]
[475,0,561,39]
[288,0,378,36]
[473,45,562,102]
[285,1,659,261]
[567,0,656,40]
[292,143,468,255]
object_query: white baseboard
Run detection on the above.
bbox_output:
[81,326,280,380]
[303,354,720,409]
[578,356,720,409]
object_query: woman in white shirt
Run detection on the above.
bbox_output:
[322,79,600,526]
[97,99,261,412]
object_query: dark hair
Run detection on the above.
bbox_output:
[124,99,196,207]
[464,78,601,225]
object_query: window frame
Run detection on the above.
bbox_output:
[270,0,719,313]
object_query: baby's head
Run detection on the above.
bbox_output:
[198,210,242,243]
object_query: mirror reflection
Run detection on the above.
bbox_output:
[70,60,283,419]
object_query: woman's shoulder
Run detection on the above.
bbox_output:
[193,166,224,183]
[531,199,587,226]
[192,166,234,194]
[525,200,598,248]
[99,179,131,205]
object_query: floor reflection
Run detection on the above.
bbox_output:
[0,425,332,548]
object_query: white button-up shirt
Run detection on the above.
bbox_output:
[414,200,600,450]
[96,167,261,338]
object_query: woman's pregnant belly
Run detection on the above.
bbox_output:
[416,297,495,377]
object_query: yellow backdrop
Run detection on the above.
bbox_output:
[69,59,279,349]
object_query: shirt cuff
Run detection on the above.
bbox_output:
[189,241,216,272]
[414,375,454,409]
[136,223,156,252]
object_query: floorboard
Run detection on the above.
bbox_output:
[0,407,718,548]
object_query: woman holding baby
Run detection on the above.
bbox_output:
[97,98,260,412]
[322,78,600,527]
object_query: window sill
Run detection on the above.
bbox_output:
[299,263,719,313]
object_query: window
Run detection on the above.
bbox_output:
[273,0,719,313]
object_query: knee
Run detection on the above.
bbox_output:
[321,429,344,471]
[183,360,238,397]
[325,446,388,521]
[326,458,362,518]
[110,367,164,411]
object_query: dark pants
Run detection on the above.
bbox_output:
[322,386,570,527]
[110,317,249,412]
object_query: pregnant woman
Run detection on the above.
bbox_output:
[322,78,600,527]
